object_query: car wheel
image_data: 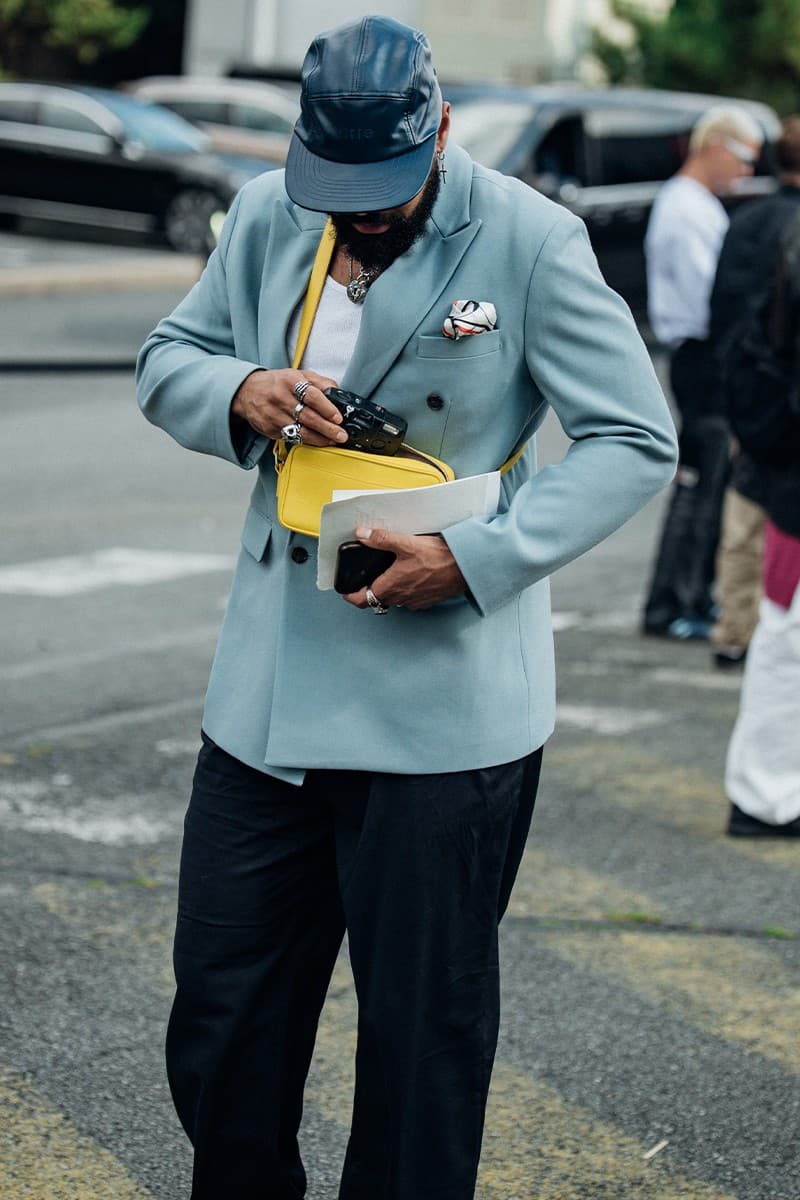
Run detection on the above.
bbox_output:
[163,189,222,255]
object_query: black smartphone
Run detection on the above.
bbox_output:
[334,541,396,594]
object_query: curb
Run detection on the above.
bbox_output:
[0,255,203,297]
[0,359,136,373]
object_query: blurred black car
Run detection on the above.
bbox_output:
[0,82,264,253]
[445,84,782,324]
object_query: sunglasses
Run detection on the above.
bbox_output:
[723,136,759,166]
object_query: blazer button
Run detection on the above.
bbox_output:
[426,393,444,411]
[291,546,309,564]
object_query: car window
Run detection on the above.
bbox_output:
[530,115,588,188]
[230,103,294,134]
[582,108,694,187]
[448,101,539,170]
[91,91,211,153]
[0,96,36,124]
[164,98,229,125]
[39,101,107,136]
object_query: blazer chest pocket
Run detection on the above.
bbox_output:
[415,330,501,360]
[240,506,273,562]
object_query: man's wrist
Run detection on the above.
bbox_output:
[229,370,267,454]
[231,368,266,424]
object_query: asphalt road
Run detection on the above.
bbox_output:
[0,274,798,1200]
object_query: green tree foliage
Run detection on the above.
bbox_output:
[592,0,800,115]
[0,0,150,77]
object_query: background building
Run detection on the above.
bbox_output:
[183,0,673,83]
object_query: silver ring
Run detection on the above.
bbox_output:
[365,586,389,615]
[280,422,303,446]
[293,379,311,402]
[293,400,306,422]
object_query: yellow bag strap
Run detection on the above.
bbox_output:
[500,442,527,474]
[292,218,337,371]
[274,219,337,473]
[276,218,528,478]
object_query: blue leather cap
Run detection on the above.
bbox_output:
[285,16,442,213]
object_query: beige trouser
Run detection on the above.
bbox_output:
[712,488,765,650]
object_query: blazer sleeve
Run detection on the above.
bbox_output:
[443,213,679,616]
[135,190,269,470]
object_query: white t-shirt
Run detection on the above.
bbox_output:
[287,273,363,382]
[645,174,729,347]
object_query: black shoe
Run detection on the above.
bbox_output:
[726,803,800,838]
[713,645,747,669]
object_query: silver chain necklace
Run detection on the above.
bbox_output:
[346,254,380,304]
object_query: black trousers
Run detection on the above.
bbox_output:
[167,733,542,1200]
[643,338,731,629]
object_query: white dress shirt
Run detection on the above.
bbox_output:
[645,174,729,347]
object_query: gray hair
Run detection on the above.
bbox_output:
[690,105,763,153]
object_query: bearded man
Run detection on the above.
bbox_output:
[137,16,677,1200]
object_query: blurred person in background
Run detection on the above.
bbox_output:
[725,213,800,837]
[709,116,800,668]
[642,107,763,640]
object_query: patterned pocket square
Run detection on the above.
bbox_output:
[442,299,497,340]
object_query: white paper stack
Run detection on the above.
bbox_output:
[316,472,501,590]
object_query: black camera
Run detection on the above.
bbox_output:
[323,387,407,455]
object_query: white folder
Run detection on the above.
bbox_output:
[316,471,501,590]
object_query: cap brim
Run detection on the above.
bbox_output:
[284,132,437,213]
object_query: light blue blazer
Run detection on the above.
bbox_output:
[137,144,677,778]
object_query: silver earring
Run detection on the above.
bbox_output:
[437,149,447,184]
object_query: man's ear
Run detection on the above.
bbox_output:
[436,102,451,152]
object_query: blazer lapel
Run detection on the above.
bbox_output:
[341,143,480,397]
[341,218,482,397]
[257,204,327,368]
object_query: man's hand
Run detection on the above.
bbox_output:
[343,527,467,612]
[231,369,349,446]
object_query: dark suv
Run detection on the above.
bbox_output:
[446,85,781,324]
[0,82,260,253]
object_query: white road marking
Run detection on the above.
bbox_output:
[0,624,220,681]
[551,611,581,632]
[580,608,641,632]
[6,697,203,747]
[557,703,668,736]
[0,780,179,845]
[563,654,744,694]
[648,667,743,692]
[156,738,201,758]
[0,548,235,596]
[550,607,643,634]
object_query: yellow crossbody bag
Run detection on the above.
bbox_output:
[274,220,524,538]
